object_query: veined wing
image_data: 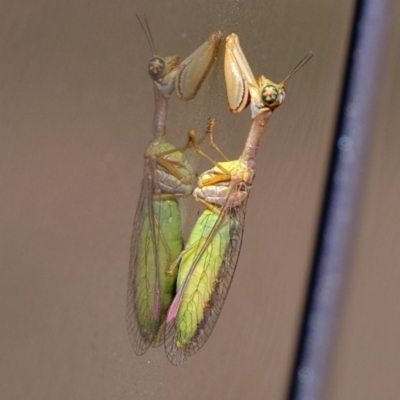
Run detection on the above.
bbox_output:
[164,181,249,365]
[127,155,182,354]
[126,156,160,354]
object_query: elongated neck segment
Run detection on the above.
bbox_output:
[239,111,272,166]
[152,84,168,139]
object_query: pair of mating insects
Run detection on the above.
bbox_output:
[126,17,313,366]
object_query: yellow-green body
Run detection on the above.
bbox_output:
[175,210,232,347]
[127,25,222,359]
[164,156,249,363]
[164,33,311,365]
[127,139,194,354]
[135,198,183,340]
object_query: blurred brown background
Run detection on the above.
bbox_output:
[1,1,399,399]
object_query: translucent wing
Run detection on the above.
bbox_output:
[164,182,249,365]
[127,142,190,355]
[126,156,163,354]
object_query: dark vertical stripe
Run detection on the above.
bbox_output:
[287,1,393,399]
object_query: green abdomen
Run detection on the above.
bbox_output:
[175,210,231,346]
[135,199,183,338]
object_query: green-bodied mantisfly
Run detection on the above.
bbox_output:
[126,16,221,355]
[164,34,312,365]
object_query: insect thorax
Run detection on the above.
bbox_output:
[194,161,254,207]
[147,141,194,197]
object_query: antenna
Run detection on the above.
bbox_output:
[281,51,313,85]
[136,14,157,56]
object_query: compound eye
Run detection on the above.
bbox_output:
[261,84,279,105]
[148,57,165,80]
